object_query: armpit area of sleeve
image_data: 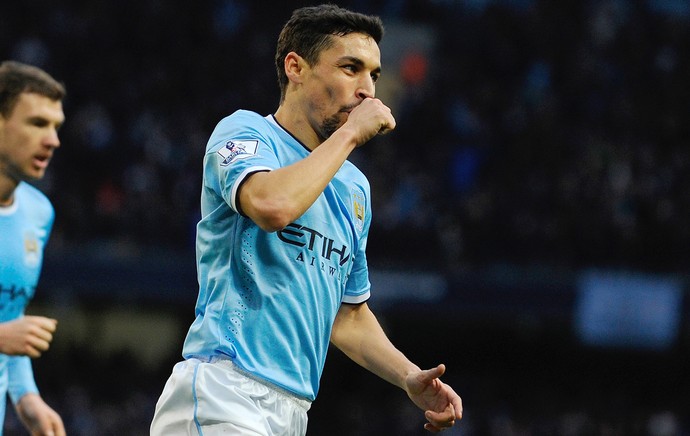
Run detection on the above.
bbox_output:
[342,290,371,304]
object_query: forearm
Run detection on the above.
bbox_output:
[7,355,39,403]
[241,127,359,231]
[331,303,420,389]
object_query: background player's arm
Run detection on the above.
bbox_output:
[0,316,57,358]
[331,302,462,433]
[15,393,65,436]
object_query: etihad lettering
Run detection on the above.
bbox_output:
[0,284,34,301]
[278,223,350,266]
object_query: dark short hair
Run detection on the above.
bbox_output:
[0,61,66,118]
[275,4,384,102]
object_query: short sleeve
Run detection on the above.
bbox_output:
[204,111,279,213]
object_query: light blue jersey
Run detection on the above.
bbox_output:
[182,110,372,401]
[0,182,53,428]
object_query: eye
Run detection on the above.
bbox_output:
[371,73,380,83]
[31,118,49,128]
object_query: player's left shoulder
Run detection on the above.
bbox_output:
[341,160,370,190]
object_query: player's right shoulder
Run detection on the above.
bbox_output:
[207,110,269,153]
[217,110,265,130]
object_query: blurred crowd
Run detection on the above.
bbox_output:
[3,0,690,434]
[2,0,690,273]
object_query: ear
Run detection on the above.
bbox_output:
[284,52,306,85]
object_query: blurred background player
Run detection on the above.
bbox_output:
[0,60,66,436]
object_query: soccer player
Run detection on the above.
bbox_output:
[0,60,66,436]
[151,4,462,435]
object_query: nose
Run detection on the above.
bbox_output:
[357,76,375,100]
[45,128,61,149]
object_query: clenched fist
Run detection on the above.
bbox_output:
[0,316,58,358]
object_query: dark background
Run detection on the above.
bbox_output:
[2,0,690,434]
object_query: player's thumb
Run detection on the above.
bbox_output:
[420,363,446,382]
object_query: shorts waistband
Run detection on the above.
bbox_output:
[204,355,312,411]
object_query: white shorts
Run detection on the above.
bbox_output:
[150,357,311,436]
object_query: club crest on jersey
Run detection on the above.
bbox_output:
[351,189,365,232]
[23,231,40,267]
[218,140,259,166]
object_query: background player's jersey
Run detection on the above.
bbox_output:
[183,110,372,401]
[0,182,53,413]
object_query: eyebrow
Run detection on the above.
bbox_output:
[27,115,65,129]
[339,56,382,76]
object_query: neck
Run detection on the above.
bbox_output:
[274,104,320,151]
[0,175,18,207]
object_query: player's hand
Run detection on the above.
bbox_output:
[404,364,463,433]
[0,316,58,358]
[15,393,66,436]
[344,97,396,146]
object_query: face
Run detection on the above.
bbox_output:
[0,92,64,185]
[300,32,381,141]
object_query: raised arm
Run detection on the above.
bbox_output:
[240,97,394,232]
